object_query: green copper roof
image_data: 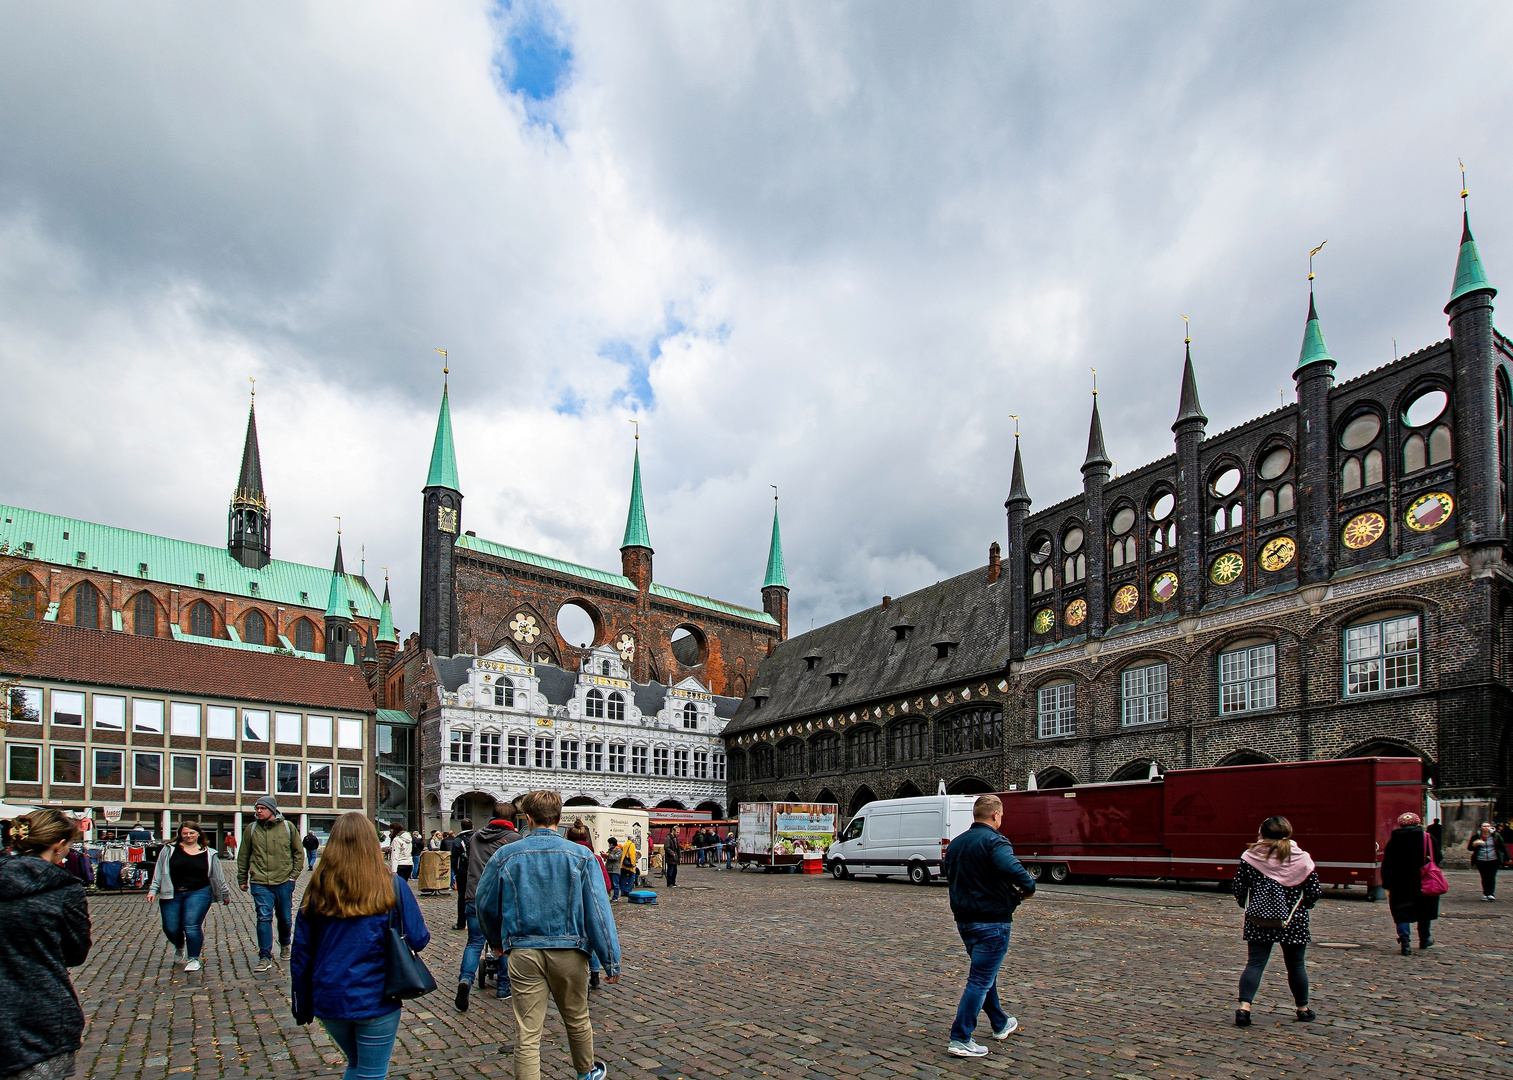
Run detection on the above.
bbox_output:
[455,533,637,590]
[621,445,651,550]
[763,503,788,589]
[425,386,461,491]
[649,583,778,626]
[324,539,352,619]
[0,504,380,618]
[377,582,397,643]
[1294,292,1334,373]
[377,708,416,727]
[1448,210,1496,310]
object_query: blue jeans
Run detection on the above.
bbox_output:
[159,887,214,959]
[307,851,318,869]
[458,902,510,997]
[951,922,1012,1043]
[320,1007,402,1080]
[250,880,296,958]
[620,869,636,896]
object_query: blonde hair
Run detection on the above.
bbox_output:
[11,808,78,857]
[519,790,562,827]
[973,794,1003,821]
[1248,815,1295,862]
[302,812,397,919]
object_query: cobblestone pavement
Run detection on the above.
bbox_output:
[73,866,1510,1080]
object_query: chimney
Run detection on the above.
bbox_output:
[987,541,1002,584]
[881,595,892,611]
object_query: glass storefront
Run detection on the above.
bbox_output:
[376,714,415,830]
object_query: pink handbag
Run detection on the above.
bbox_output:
[1420,832,1449,896]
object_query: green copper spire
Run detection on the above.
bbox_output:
[1295,292,1334,373]
[620,443,651,550]
[763,496,788,589]
[1447,209,1496,311]
[324,537,352,619]
[377,579,397,644]
[425,384,460,491]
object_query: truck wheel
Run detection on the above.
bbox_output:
[1048,863,1070,884]
[830,860,848,880]
[1026,863,1043,882]
[908,862,930,886]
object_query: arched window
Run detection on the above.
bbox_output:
[1277,483,1294,514]
[890,720,927,763]
[848,727,882,768]
[1257,490,1276,520]
[1403,433,1426,473]
[494,679,515,707]
[600,660,610,675]
[1111,535,1136,567]
[810,734,841,773]
[1428,424,1452,466]
[1213,507,1227,533]
[189,600,215,638]
[1363,448,1384,487]
[586,688,605,718]
[727,750,747,782]
[1230,503,1244,528]
[1063,553,1086,582]
[293,619,315,652]
[607,692,625,722]
[1341,457,1362,493]
[777,739,805,777]
[682,702,698,729]
[936,707,1003,756]
[751,744,775,779]
[10,576,40,621]
[1028,535,1052,593]
[244,610,266,646]
[74,582,99,630]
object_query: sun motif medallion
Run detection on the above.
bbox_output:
[509,612,540,644]
[1112,584,1139,614]
[1342,511,1386,550]
[1209,552,1244,586]
[1032,608,1054,635]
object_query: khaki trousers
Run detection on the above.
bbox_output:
[507,948,595,1080]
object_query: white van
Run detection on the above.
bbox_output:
[825,795,978,884]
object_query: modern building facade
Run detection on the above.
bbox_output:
[723,199,1510,859]
[416,643,735,830]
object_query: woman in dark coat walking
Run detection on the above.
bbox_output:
[0,809,93,1080]
[1230,816,1323,1026]
[1380,811,1442,955]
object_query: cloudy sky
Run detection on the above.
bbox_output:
[1,3,1509,641]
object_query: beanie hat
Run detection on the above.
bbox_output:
[255,795,281,817]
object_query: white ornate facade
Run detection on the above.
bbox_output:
[423,644,734,829]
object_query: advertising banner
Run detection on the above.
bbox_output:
[772,803,837,854]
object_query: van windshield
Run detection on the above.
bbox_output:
[841,818,864,841]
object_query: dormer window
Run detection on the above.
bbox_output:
[75,551,87,566]
[804,653,823,670]
[683,702,698,729]
[601,660,611,675]
[753,688,770,708]
[891,622,914,642]
[494,679,515,708]
[827,671,847,688]
[137,561,147,575]
[932,638,959,661]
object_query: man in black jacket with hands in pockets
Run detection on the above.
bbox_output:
[941,794,1036,1059]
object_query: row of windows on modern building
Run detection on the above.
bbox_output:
[448,730,727,780]
[731,613,1421,780]
[5,743,365,800]
[6,687,365,746]
[9,578,329,651]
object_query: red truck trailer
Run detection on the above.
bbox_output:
[996,757,1422,895]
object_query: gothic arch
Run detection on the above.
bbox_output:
[814,789,838,807]
[491,603,550,654]
[1215,749,1276,767]
[895,781,922,799]
[946,775,993,795]
[847,786,877,817]
[8,572,43,620]
[1108,758,1160,782]
[1034,767,1077,789]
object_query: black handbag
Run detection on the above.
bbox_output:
[383,879,437,1000]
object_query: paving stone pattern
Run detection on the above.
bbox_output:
[74,867,1510,1079]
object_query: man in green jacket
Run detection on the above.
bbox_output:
[236,795,302,972]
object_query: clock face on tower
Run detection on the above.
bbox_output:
[615,633,635,661]
[437,506,458,534]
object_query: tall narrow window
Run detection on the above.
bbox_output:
[74,582,99,630]
[494,680,515,707]
[10,576,39,621]
[632,746,649,774]
[1345,614,1420,696]
[607,693,625,722]
[609,744,627,773]
[1500,382,1509,533]
[1120,663,1169,726]
[1219,643,1277,713]
[1403,433,1427,473]
[890,720,927,762]
[1341,457,1362,493]
[585,689,605,719]
[1363,448,1384,487]
[848,728,881,768]
[560,740,578,770]
[507,733,528,766]
[1277,483,1294,513]
[1036,683,1076,738]
[1429,424,1453,467]
[682,702,698,729]
[189,600,215,638]
[535,738,555,769]
[132,592,157,636]
[449,730,472,763]
[673,749,689,777]
[293,620,315,652]
[778,740,805,776]
[479,733,501,765]
[713,753,726,781]
[244,610,266,646]
[585,742,603,771]
[1258,490,1276,520]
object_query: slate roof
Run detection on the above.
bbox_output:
[724,563,1011,735]
[6,623,378,712]
[536,665,578,707]
[0,504,381,618]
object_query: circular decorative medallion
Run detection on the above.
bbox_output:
[1259,536,1296,572]
[509,612,540,644]
[615,632,636,660]
[1112,584,1139,614]
[1405,491,1454,532]
[1209,552,1244,586]
[1343,511,1387,549]
[1032,608,1054,635]
[1065,599,1087,627]
[1151,571,1179,604]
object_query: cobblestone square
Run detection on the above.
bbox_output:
[74,866,1509,1080]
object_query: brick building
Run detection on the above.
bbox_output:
[723,198,1511,860]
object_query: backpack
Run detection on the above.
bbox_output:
[1244,872,1303,929]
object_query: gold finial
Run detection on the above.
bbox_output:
[382,565,389,583]
[1278,388,1284,408]
[1460,158,1469,202]
[629,418,639,440]
[1009,413,1019,439]
[1111,459,1118,478]
[249,376,256,400]
[1090,367,1098,396]
[771,483,778,503]
[1308,240,1327,282]
[1393,337,1398,361]
[434,348,448,387]
[334,515,341,536]
[1181,314,1190,345]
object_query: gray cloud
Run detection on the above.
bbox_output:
[0,3,1509,641]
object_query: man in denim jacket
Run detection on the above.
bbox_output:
[477,790,621,1080]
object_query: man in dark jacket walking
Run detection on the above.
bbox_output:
[451,818,474,928]
[455,803,521,1011]
[940,794,1035,1058]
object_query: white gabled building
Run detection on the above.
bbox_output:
[422,643,735,829]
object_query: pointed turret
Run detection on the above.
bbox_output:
[762,494,789,642]
[1004,433,1032,661]
[426,386,461,491]
[420,378,462,657]
[1446,189,1501,543]
[1082,398,1112,474]
[377,580,397,644]
[1295,292,1334,373]
[1172,342,1208,430]
[1448,209,1496,312]
[1005,437,1031,509]
[323,537,353,662]
[1172,336,1208,615]
[621,445,652,551]
[1294,284,1337,584]
[227,396,271,569]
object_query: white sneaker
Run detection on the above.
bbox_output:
[948,1040,989,1057]
[174,947,184,963]
[184,959,201,972]
[991,1017,1019,1039]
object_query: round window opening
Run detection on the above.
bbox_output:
[1340,413,1381,451]
[556,602,598,649]
[1403,389,1448,428]
[1110,507,1136,536]
[1258,447,1292,480]
[1062,527,1085,554]
[1149,492,1175,521]
[1210,467,1242,497]
[1029,537,1052,565]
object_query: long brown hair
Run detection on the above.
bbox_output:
[302,812,396,918]
[1248,815,1294,862]
[176,821,209,849]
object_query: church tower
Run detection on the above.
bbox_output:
[761,494,789,642]
[324,537,353,663]
[227,394,271,569]
[420,380,462,658]
[1294,282,1337,585]
[1446,190,1500,544]
[620,439,653,590]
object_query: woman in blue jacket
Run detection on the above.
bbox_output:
[290,813,430,1080]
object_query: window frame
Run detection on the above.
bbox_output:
[94,748,125,787]
[507,733,528,766]
[1120,663,1170,727]
[7,743,41,783]
[479,732,501,766]
[890,720,927,763]
[243,709,270,742]
[1219,643,1278,715]
[51,690,85,727]
[206,705,236,741]
[307,762,332,796]
[338,764,362,798]
[306,714,333,748]
[8,686,42,725]
[585,688,605,719]
[1036,682,1076,739]
[713,752,726,781]
[609,743,627,773]
[1345,614,1421,697]
[274,711,302,745]
[534,737,555,769]
[560,739,579,770]
[607,692,625,722]
[682,702,699,729]
[337,717,363,749]
[133,751,163,789]
[276,760,301,795]
[449,729,473,764]
[242,759,269,794]
[631,745,649,775]
[51,746,84,785]
[653,746,670,776]
[93,694,126,730]
[169,753,200,792]
[673,748,689,777]
[207,755,236,792]
[585,741,603,772]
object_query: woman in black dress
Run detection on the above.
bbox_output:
[1380,811,1442,955]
